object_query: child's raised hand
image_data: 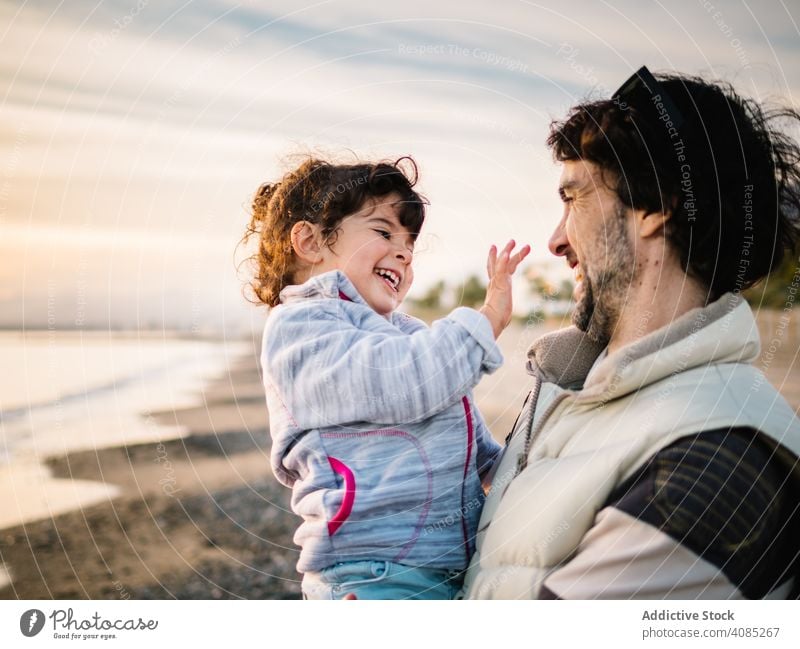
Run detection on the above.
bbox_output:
[479,240,531,339]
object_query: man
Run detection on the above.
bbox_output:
[462,67,800,599]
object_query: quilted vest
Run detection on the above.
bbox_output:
[463,294,800,599]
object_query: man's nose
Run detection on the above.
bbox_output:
[548,213,570,257]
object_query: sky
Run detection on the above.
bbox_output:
[1,0,799,332]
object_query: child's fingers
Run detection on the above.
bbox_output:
[489,240,528,279]
[486,244,497,277]
[496,241,528,276]
[508,244,531,271]
[495,242,512,275]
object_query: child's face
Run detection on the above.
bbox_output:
[315,194,416,316]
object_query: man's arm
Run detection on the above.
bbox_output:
[540,429,799,599]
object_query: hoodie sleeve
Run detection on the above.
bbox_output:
[262,301,503,429]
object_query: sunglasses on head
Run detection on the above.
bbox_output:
[612,65,686,131]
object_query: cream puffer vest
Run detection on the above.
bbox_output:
[462,294,800,599]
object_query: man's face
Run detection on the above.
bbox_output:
[548,160,636,345]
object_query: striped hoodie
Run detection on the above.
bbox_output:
[261,270,502,573]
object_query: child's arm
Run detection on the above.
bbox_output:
[263,303,501,429]
[262,240,529,429]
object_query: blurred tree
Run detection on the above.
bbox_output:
[526,269,569,300]
[556,279,575,302]
[408,280,446,310]
[529,275,554,298]
[744,251,800,308]
[454,275,486,308]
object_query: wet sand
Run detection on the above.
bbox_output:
[1,312,797,600]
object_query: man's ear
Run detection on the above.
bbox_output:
[290,221,325,264]
[635,208,671,239]
[636,194,678,238]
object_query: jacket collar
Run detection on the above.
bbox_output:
[527,293,760,402]
[278,270,412,326]
[278,270,369,307]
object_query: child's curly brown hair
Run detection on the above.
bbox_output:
[243,156,427,307]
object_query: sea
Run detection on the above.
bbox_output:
[0,330,251,536]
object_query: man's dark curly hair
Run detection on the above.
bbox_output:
[547,72,800,300]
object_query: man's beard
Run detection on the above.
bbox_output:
[572,207,635,346]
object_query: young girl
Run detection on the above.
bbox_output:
[245,156,529,599]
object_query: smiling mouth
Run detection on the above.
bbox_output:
[375,267,400,292]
